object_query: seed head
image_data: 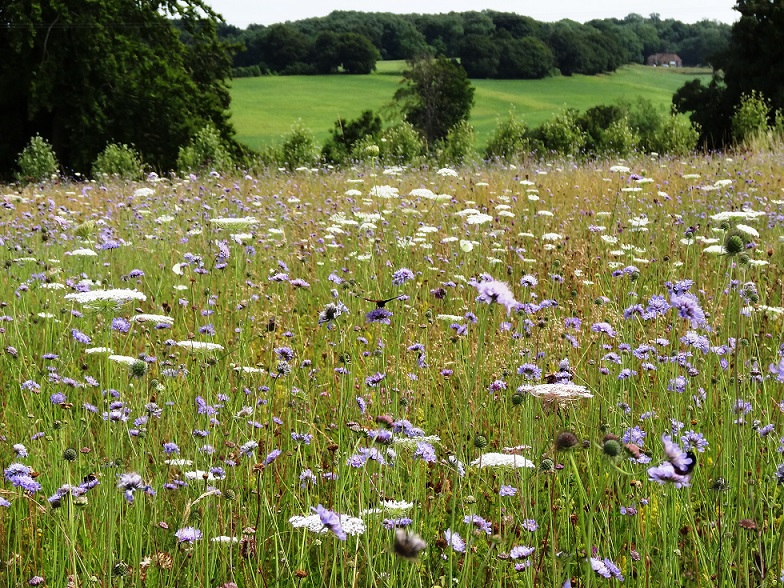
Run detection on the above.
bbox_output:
[555,431,579,451]
[603,439,622,457]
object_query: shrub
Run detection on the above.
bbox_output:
[438,120,476,166]
[652,113,700,156]
[535,109,586,156]
[379,122,424,165]
[484,110,529,161]
[92,143,144,180]
[322,110,382,164]
[599,117,639,156]
[177,124,233,173]
[349,136,382,164]
[16,135,59,183]
[625,98,667,153]
[775,109,784,138]
[732,90,771,144]
[280,120,319,169]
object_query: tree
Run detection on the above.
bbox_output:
[496,37,554,79]
[0,0,238,175]
[673,0,784,148]
[721,0,784,112]
[458,35,500,78]
[394,56,475,146]
[338,33,379,74]
[258,24,313,73]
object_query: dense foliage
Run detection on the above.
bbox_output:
[674,0,784,148]
[0,0,238,176]
[394,57,475,147]
[222,11,730,79]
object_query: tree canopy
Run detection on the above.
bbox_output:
[673,0,784,147]
[0,0,237,175]
[394,56,475,146]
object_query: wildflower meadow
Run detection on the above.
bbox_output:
[2,152,784,587]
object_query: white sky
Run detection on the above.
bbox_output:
[203,1,737,28]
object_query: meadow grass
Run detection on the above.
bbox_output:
[229,63,712,152]
[1,151,784,587]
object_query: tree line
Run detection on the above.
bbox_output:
[220,11,730,79]
[2,1,781,182]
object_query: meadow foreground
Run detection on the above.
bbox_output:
[1,153,784,587]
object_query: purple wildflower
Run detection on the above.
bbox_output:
[175,527,203,543]
[591,322,616,337]
[473,279,519,314]
[111,317,131,333]
[71,329,91,344]
[313,504,347,540]
[444,528,466,553]
[392,268,415,285]
[366,308,393,324]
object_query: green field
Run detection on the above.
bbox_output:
[230,63,712,150]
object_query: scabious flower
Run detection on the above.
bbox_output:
[681,430,709,452]
[111,317,131,333]
[319,301,348,329]
[71,329,91,344]
[392,268,415,285]
[472,278,519,314]
[414,442,437,463]
[263,449,281,465]
[591,322,616,337]
[464,514,492,535]
[648,434,694,488]
[517,363,542,381]
[175,527,203,543]
[499,485,517,497]
[520,275,538,288]
[4,463,41,493]
[444,528,466,553]
[366,308,393,324]
[510,545,535,559]
[117,472,152,503]
[162,442,180,455]
[622,426,646,446]
[313,504,347,540]
[522,519,539,532]
[365,372,386,387]
[670,292,706,327]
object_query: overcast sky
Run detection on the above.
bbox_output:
[203,1,737,29]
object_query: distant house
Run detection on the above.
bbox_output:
[646,53,683,67]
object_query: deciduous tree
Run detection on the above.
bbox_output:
[394,56,475,146]
[0,0,238,175]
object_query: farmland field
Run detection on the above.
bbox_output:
[230,63,712,151]
[2,151,784,587]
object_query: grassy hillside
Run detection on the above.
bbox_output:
[230,63,712,151]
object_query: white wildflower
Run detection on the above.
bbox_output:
[175,341,225,352]
[209,217,259,229]
[470,453,535,469]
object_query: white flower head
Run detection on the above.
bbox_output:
[209,217,259,229]
[175,341,225,352]
[470,453,535,469]
[65,289,147,312]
